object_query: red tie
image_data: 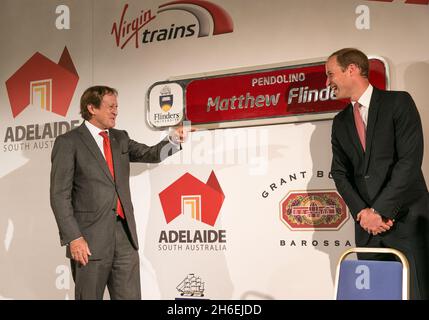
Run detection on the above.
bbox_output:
[99,131,125,219]
[353,102,366,151]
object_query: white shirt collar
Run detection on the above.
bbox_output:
[352,84,373,109]
[351,84,373,127]
[84,121,108,157]
[85,120,108,138]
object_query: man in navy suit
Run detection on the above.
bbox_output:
[327,48,429,299]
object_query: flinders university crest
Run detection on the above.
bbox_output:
[148,82,183,127]
[159,85,173,112]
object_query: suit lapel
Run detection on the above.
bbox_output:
[77,124,114,184]
[364,88,381,172]
[345,103,365,155]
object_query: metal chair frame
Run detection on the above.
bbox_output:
[333,247,410,300]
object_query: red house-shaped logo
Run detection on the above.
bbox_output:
[159,171,225,226]
[5,47,79,118]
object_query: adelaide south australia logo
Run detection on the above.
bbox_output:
[3,47,80,153]
[280,190,348,230]
[158,171,227,252]
[5,47,78,118]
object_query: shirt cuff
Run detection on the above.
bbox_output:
[68,236,83,246]
[168,128,182,148]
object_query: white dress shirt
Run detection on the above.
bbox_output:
[351,84,373,128]
[85,120,107,159]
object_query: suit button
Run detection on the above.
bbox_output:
[364,175,370,179]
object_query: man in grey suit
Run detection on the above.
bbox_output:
[50,85,187,299]
[327,48,429,299]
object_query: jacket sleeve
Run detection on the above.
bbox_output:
[372,92,424,219]
[50,135,82,246]
[126,131,181,163]
[331,116,367,219]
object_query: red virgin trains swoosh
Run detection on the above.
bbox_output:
[158,0,234,37]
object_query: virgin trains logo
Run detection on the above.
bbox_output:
[111,0,234,49]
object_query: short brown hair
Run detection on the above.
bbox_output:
[80,86,118,120]
[329,48,369,78]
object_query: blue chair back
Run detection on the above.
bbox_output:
[334,248,409,300]
[336,260,403,300]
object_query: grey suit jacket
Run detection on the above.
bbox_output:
[50,123,179,259]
